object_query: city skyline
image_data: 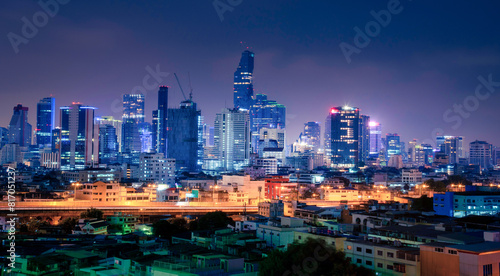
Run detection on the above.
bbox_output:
[1,1,500,150]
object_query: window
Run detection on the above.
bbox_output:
[387,265,393,270]
[377,250,383,256]
[357,259,362,264]
[377,263,383,268]
[448,250,457,255]
[366,260,372,266]
[298,236,302,240]
[435,248,444,253]
[483,264,492,276]
[387,252,394,258]
[366,249,372,254]
[356,247,362,252]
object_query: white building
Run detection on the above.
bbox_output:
[254,158,278,175]
[139,153,175,185]
[402,169,423,184]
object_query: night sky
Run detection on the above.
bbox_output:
[1,0,499,151]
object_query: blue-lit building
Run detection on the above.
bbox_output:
[36,97,55,147]
[0,127,8,149]
[153,86,168,156]
[167,100,203,172]
[436,136,464,164]
[385,133,401,159]
[233,50,254,110]
[369,121,382,158]
[8,104,32,147]
[359,115,370,164]
[121,94,144,155]
[469,140,492,170]
[139,122,153,153]
[99,124,119,164]
[325,106,360,168]
[434,191,500,218]
[303,122,321,152]
[60,103,98,170]
[250,94,286,153]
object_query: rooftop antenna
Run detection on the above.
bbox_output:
[188,72,193,101]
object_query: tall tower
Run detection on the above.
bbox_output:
[36,97,55,147]
[60,103,98,170]
[303,122,321,152]
[233,50,254,110]
[121,94,144,154]
[214,108,251,171]
[325,106,360,168]
[154,86,168,156]
[249,94,286,153]
[8,104,31,147]
[469,140,492,170]
[359,115,370,164]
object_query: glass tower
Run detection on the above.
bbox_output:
[36,97,55,147]
[233,50,254,110]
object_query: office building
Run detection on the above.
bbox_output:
[359,115,370,164]
[36,97,55,147]
[436,136,463,164]
[303,122,321,152]
[121,94,144,154]
[153,86,168,156]
[0,127,8,149]
[369,121,382,157]
[60,103,99,170]
[95,116,122,152]
[469,140,492,170]
[213,108,251,171]
[139,153,175,185]
[8,104,32,147]
[325,106,360,168]
[167,99,203,172]
[99,124,119,164]
[233,50,254,110]
[385,133,401,159]
[249,94,286,153]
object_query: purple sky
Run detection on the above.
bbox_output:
[1,1,499,151]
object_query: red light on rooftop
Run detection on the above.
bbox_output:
[330,108,339,114]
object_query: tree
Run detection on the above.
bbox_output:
[80,208,103,220]
[197,211,233,230]
[411,195,434,212]
[259,238,374,276]
[425,179,447,192]
[24,218,50,234]
[61,217,78,234]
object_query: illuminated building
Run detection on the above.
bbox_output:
[153,86,168,156]
[139,122,153,153]
[60,103,99,170]
[167,99,203,172]
[325,106,360,168]
[36,97,55,147]
[359,115,370,164]
[0,127,8,149]
[369,121,382,157]
[98,124,119,164]
[213,108,251,171]
[95,116,122,152]
[469,140,492,170]
[385,133,401,159]
[436,136,463,164]
[121,94,144,155]
[250,94,286,153]
[8,104,31,147]
[233,50,254,110]
[303,122,321,152]
[139,153,175,185]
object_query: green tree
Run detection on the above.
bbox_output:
[25,218,50,234]
[80,208,103,220]
[152,219,187,239]
[60,217,78,234]
[425,179,447,192]
[197,211,233,230]
[259,238,374,276]
[411,195,434,212]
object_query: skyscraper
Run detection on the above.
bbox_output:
[121,94,144,154]
[60,103,99,170]
[249,94,286,153]
[214,108,251,171]
[385,133,401,159]
[154,86,168,156]
[369,121,382,157]
[8,104,31,147]
[167,99,203,172]
[99,124,118,164]
[436,136,463,164]
[233,50,254,110]
[359,115,370,164]
[36,97,55,147]
[95,116,122,152]
[325,106,360,168]
[469,140,492,170]
[303,122,321,152]
[0,127,8,149]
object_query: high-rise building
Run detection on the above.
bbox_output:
[60,103,99,170]
[436,136,463,164]
[139,153,175,185]
[214,108,251,171]
[358,115,370,164]
[249,94,286,153]
[303,122,321,152]
[369,121,382,157]
[139,122,153,153]
[469,140,492,170]
[325,106,360,168]
[153,86,168,156]
[121,94,144,154]
[99,124,118,164]
[233,50,254,110]
[385,133,401,159]
[36,97,55,147]
[167,99,203,172]
[95,116,122,152]
[8,104,32,147]
[0,127,8,149]
[203,123,214,147]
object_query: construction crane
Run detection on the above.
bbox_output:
[174,73,188,101]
